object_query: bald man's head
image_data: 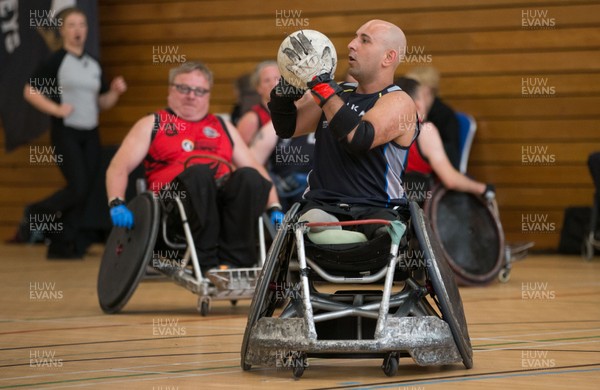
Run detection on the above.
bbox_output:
[363,19,407,67]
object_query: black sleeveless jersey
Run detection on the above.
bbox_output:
[304,82,411,208]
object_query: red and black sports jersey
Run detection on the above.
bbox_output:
[406,134,433,175]
[144,108,233,192]
[250,104,271,128]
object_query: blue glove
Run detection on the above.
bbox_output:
[110,204,134,229]
[269,208,285,229]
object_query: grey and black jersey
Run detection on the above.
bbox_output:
[304,82,412,208]
[28,49,108,130]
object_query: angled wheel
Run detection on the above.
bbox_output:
[425,186,504,285]
[199,298,210,316]
[498,267,511,283]
[97,192,160,313]
[410,201,473,369]
[240,203,300,371]
[292,353,307,379]
[582,234,594,261]
[382,352,399,377]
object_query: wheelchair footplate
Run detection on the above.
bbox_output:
[206,267,261,296]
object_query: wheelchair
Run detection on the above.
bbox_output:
[240,201,473,378]
[405,173,532,284]
[582,152,600,260]
[97,161,269,316]
[424,184,533,284]
[582,199,600,260]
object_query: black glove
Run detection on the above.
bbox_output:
[482,183,496,200]
[272,77,305,100]
[268,79,302,139]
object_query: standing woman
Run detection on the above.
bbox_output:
[20,7,127,258]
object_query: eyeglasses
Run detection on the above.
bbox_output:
[171,84,210,97]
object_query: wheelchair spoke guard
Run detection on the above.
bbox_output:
[409,201,473,369]
[97,192,160,313]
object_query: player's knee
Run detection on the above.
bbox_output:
[232,167,263,187]
[185,164,213,177]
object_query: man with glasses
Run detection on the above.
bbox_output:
[106,61,282,272]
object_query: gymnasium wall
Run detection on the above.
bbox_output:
[1,0,599,249]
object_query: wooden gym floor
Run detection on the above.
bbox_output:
[0,243,598,389]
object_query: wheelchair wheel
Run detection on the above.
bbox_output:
[409,201,473,369]
[199,298,210,316]
[292,352,307,378]
[97,192,160,314]
[582,234,594,261]
[425,186,504,285]
[382,352,399,377]
[241,203,300,371]
[498,267,511,283]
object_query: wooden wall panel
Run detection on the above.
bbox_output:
[1,0,598,250]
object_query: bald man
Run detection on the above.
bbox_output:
[268,20,418,233]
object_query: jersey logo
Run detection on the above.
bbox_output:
[203,126,220,139]
[181,139,194,152]
[163,122,178,136]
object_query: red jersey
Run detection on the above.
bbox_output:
[144,109,233,192]
[250,104,270,127]
[406,138,433,175]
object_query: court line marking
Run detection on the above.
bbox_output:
[314,363,600,390]
[10,362,600,389]
[475,339,600,353]
[334,366,600,389]
[0,333,243,351]
[471,327,600,341]
[0,357,241,382]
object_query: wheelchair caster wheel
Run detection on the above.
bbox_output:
[292,353,307,379]
[199,299,210,316]
[498,268,511,283]
[382,352,399,377]
[582,238,594,261]
[230,300,238,306]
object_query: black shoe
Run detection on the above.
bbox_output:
[6,207,45,244]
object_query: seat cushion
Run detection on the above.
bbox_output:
[307,229,368,245]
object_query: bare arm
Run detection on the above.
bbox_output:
[106,114,154,201]
[228,120,280,207]
[321,91,417,148]
[293,92,323,137]
[98,76,127,111]
[419,121,486,195]
[250,121,278,165]
[23,84,72,117]
[237,110,260,145]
